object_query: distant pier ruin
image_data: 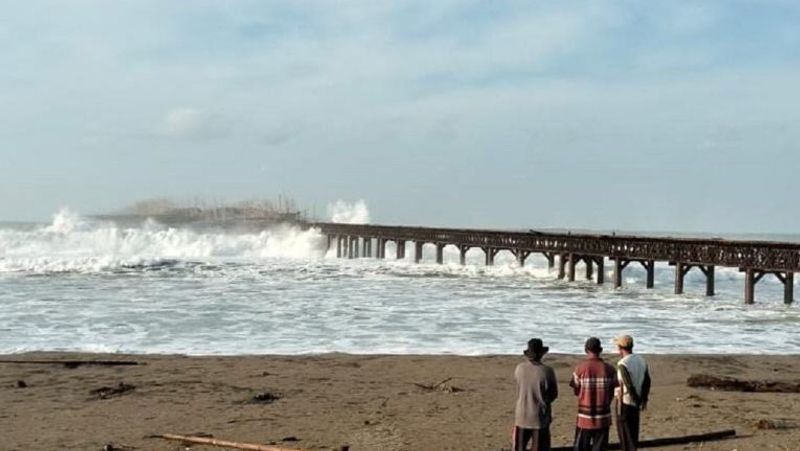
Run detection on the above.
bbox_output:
[93,196,306,230]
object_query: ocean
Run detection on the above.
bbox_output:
[1,209,799,355]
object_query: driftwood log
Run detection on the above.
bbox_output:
[152,433,349,451]
[0,359,140,368]
[544,429,736,451]
[687,374,800,393]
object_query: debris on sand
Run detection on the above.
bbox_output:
[90,382,136,400]
[152,433,316,451]
[102,443,137,450]
[687,374,800,393]
[249,391,282,404]
[412,377,464,393]
[755,419,795,430]
[0,359,140,368]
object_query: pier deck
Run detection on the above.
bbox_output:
[312,222,799,304]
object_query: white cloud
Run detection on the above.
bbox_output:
[159,108,229,139]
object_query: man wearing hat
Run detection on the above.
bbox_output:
[513,338,559,451]
[570,337,618,451]
[613,335,651,451]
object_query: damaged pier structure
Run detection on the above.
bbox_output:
[315,223,800,305]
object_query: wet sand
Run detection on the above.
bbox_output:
[2,353,799,450]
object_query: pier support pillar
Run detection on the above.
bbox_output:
[595,257,605,284]
[744,268,756,304]
[376,238,385,259]
[558,254,567,280]
[674,262,686,294]
[700,265,715,296]
[347,236,355,259]
[584,257,593,280]
[353,237,359,258]
[436,244,445,264]
[459,246,469,265]
[771,271,795,304]
[396,240,406,259]
[785,272,794,304]
[638,260,655,289]
[544,252,555,271]
[567,254,576,282]
[336,236,343,258]
[483,247,499,266]
[672,263,716,296]
[513,249,531,267]
[613,258,630,288]
[414,242,424,263]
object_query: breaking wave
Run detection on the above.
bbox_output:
[0,208,328,273]
[1,203,799,355]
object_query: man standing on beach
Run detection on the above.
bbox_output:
[513,338,559,451]
[613,335,651,451]
[570,337,618,451]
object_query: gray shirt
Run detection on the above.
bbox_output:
[514,359,559,429]
[617,353,649,406]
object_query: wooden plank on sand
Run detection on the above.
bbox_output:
[152,433,349,451]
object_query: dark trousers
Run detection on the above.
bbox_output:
[573,427,609,451]
[616,404,641,451]
[513,425,551,451]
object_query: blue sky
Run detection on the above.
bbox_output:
[1,1,799,233]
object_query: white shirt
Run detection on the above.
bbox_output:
[617,353,648,406]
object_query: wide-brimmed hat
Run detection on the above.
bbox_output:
[523,338,549,357]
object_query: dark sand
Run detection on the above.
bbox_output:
[2,353,800,450]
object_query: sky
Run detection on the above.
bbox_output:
[1,0,799,233]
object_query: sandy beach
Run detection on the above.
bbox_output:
[2,353,799,451]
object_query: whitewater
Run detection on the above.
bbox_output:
[1,208,799,355]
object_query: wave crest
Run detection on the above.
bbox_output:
[0,209,327,273]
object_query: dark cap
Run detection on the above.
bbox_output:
[524,338,549,357]
[584,337,603,354]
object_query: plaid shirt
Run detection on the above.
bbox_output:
[570,356,618,429]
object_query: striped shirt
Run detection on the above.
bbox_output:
[570,356,618,429]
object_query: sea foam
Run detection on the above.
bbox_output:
[1,205,798,355]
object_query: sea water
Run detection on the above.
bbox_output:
[1,209,799,355]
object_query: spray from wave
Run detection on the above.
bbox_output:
[328,200,370,224]
[0,201,376,274]
[0,208,328,273]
